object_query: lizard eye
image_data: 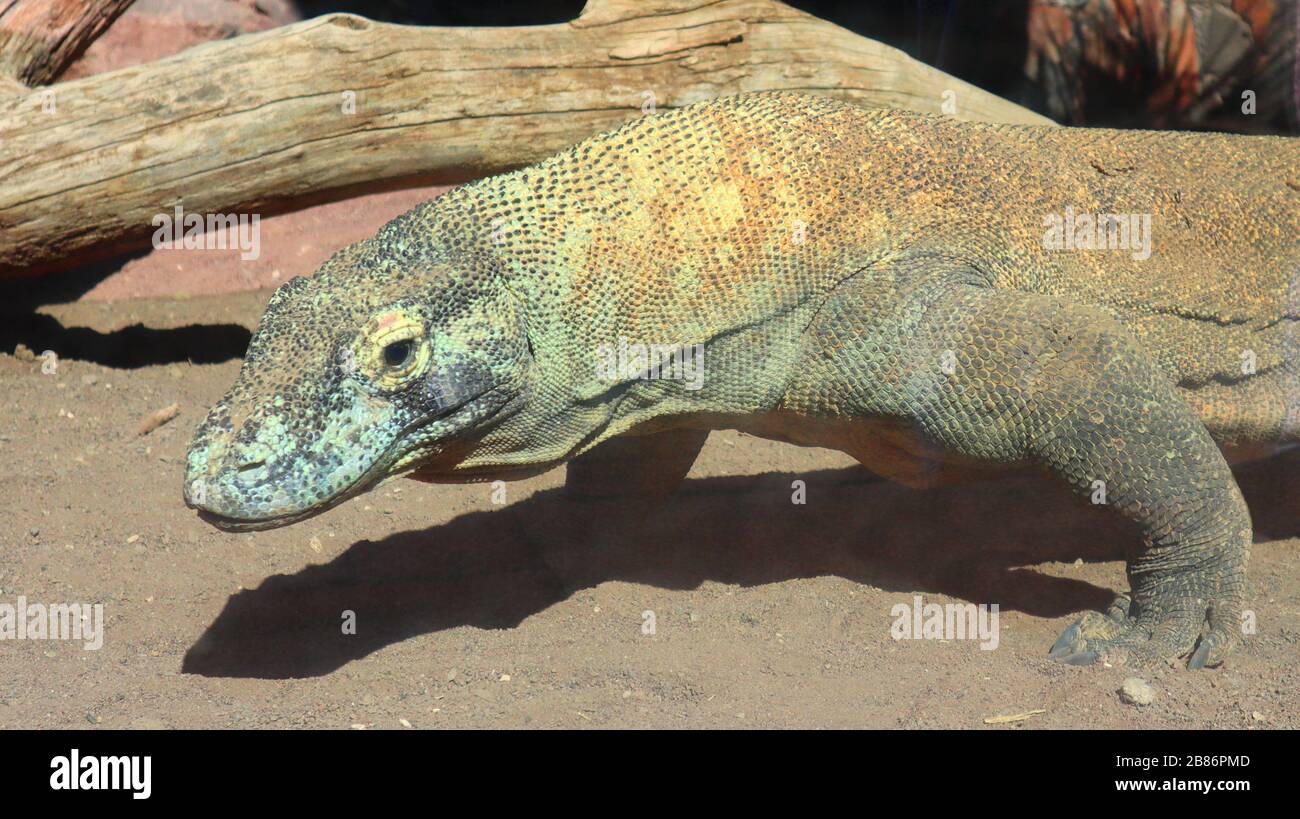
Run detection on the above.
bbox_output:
[353,308,430,391]
[383,339,414,369]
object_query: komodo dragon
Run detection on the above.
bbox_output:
[184,92,1299,669]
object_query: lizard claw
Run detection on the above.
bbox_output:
[1048,596,1135,659]
[1048,607,1132,665]
[1047,622,1084,659]
[1187,642,1215,671]
[1049,589,1238,669]
[1186,602,1237,669]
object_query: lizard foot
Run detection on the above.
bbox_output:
[1048,588,1239,670]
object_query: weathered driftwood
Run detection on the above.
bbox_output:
[0,0,1050,277]
[0,0,134,85]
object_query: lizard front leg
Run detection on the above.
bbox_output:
[564,427,709,504]
[537,427,708,589]
[811,282,1251,668]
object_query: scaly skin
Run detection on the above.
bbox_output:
[184,92,1299,669]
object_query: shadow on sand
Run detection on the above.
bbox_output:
[182,447,1300,679]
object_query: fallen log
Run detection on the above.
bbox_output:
[0,0,1050,278]
[0,0,134,85]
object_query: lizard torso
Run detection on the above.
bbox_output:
[412,93,1298,471]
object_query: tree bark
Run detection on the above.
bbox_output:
[0,0,134,85]
[0,0,1051,278]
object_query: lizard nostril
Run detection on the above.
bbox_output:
[230,445,272,482]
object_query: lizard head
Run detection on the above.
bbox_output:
[183,229,530,531]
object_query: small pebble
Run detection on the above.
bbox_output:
[1119,677,1156,707]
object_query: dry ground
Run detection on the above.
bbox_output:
[0,290,1296,729]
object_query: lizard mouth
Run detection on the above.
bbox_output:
[189,456,393,532]
[187,384,517,532]
[196,506,333,532]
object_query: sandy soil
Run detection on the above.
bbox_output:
[0,290,1296,730]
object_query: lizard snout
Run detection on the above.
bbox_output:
[183,425,284,523]
[184,395,393,530]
